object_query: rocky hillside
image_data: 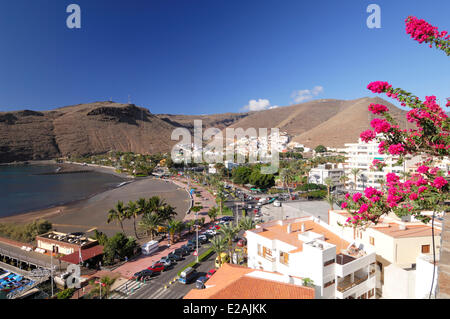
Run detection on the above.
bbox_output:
[0,102,177,163]
[0,97,413,163]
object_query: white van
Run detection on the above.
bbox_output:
[273,200,281,207]
[141,240,159,255]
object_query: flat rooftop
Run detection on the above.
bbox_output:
[37,232,96,247]
[253,218,350,254]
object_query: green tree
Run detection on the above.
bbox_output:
[107,201,127,234]
[239,216,256,231]
[232,166,252,185]
[314,145,327,153]
[218,223,239,262]
[210,236,227,267]
[125,200,140,239]
[207,207,219,223]
[138,213,162,240]
[350,168,362,191]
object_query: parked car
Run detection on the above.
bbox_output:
[167,252,183,262]
[132,269,154,281]
[201,232,214,239]
[195,276,209,289]
[273,200,282,207]
[147,262,165,273]
[198,235,208,244]
[205,229,217,236]
[174,248,189,257]
[159,257,173,269]
[206,269,216,278]
[237,238,247,247]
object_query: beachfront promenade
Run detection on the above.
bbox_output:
[110,176,217,279]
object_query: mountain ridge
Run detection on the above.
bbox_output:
[0,97,412,163]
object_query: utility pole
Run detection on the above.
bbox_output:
[195,212,199,263]
[50,246,54,298]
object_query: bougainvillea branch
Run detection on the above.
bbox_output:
[339,16,450,229]
[405,16,450,56]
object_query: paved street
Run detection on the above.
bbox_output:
[110,240,216,299]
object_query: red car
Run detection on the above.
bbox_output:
[147,262,164,273]
[215,225,221,230]
[206,269,216,278]
[237,238,247,247]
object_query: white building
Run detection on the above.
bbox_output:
[308,163,346,190]
[344,138,406,191]
[245,216,377,299]
[328,210,441,298]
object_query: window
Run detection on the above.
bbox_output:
[369,236,375,245]
[368,289,374,298]
[279,251,289,265]
[262,247,273,261]
[324,279,335,288]
[324,258,335,267]
[422,245,430,254]
[257,244,262,256]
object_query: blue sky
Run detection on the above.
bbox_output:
[0,0,448,114]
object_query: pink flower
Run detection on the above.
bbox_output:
[345,193,350,199]
[370,118,391,134]
[388,144,405,155]
[418,186,428,193]
[360,130,376,143]
[433,176,448,189]
[417,165,430,174]
[409,193,418,200]
[368,103,389,114]
[369,196,380,203]
[364,187,378,198]
[386,173,400,184]
[341,202,348,209]
[359,204,369,214]
[367,81,392,94]
[352,193,362,202]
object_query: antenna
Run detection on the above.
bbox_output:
[128,95,131,104]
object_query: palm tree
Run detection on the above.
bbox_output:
[107,201,127,234]
[167,219,183,244]
[138,213,162,240]
[136,197,150,216]
[210,236,227,267]
[125,200,140,239]
[324,177,334,197]
[215,184,226,215]
[185,220,195,234]
[350,168,362,191]
[280,167,295,199]
[339,174,349,190]
[218,223,239,262]
[325,194,335,210]
[208,207,219,223]
[239,216,256,231]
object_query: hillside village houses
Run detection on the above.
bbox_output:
[328,210,442,298]
[245,216,377,299]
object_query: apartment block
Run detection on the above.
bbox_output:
[245,216,377,299]
[328,210,441,298]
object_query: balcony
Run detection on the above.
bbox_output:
[336,269,376,293]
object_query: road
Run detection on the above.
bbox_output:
[111,240,216,299]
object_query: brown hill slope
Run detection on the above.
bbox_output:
[292,97,412,148]
[0,102,178,163]
[225,99,350,138]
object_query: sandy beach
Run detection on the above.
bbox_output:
[0,163,191,237]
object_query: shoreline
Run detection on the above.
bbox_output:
[0,176,191,235]
[0,161,135,224]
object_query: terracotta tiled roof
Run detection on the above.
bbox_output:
[183,264,315,299]
[256,220,350,254]
[373,223,441,238]
[59,245,104,264]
